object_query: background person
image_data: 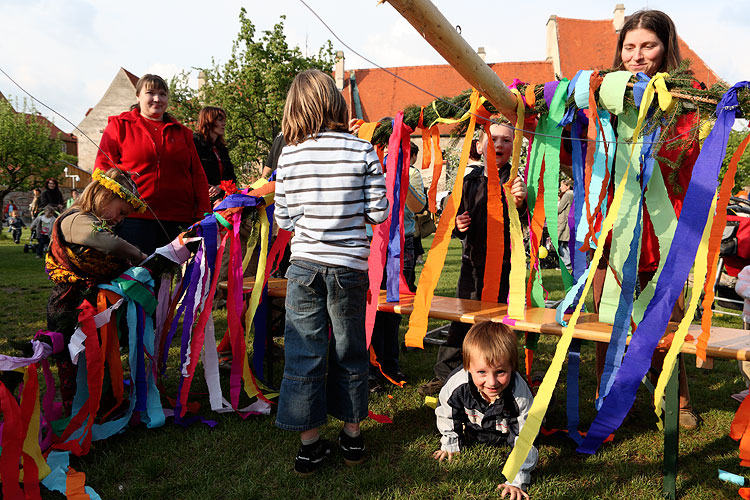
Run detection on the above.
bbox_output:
[29,188,41,219]
[557,179,573,270]
[95,74,210,255]
[40,178,64,211]
[193,106,237,204]
[66,189,79,209]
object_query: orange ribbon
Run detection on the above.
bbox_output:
[698,130,750,360]
[405,90,483,348]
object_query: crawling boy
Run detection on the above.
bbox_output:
[433,321,536,499]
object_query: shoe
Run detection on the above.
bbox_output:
[732,389,749,403]
[294,439,332,476]
[368,377,384,394]
[338,430,365,466]
[679,408,701,430]
[418,377,445,396]
[218,352,232,371]
[384,370,407,384]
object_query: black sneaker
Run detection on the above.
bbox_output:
[338,430,365,466]
[294,439,332,476]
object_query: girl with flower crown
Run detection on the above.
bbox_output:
[45,167,147,415]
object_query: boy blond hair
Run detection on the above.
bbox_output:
[462,321,519,372]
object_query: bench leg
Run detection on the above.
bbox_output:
[663,353,679,500]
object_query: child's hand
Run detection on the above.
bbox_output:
[497,482,529,500]
[510,176,527,208]
[432,449,459,462]
[348,118,362,136]
[455,211,471,232]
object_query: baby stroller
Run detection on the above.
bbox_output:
[23,227,40,255]
[700,197,750,317]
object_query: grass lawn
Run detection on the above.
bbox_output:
[1,228,748,499]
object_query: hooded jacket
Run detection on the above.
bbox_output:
[95,108,211,223]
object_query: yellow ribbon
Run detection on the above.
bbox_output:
[505,89,527,319]
[503,72,664,482]
[427,100,473,128]
[653,195,715,429]
[20,366,51,480]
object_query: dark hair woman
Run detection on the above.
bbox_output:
[193,106,237,203]
[41,178,64,211]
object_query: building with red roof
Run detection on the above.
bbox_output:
[335,4,720,189]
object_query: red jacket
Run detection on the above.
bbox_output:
[95,109,211,223]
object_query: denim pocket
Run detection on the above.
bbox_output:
[285,264,320,312]
[333,268,369,290]
[331,268,368,318]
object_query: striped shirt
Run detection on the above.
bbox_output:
[275,130,388,271]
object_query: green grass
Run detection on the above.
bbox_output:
[1,229,748,499]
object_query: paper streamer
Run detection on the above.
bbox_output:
[502,74,658,482]
[653,196,715,428]
[405,90,482,348]
[578,80,747,455]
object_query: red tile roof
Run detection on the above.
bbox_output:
[555,17,721,86]
[344,61,554,124]
[122,68,140,88]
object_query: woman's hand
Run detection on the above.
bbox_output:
[497,482,529,500]
[432,449,459,462]
[510,176,527,208]
[208,185,221,198]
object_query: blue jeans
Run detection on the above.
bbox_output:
[275,260,370,431]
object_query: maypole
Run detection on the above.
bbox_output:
[382,0,518,121]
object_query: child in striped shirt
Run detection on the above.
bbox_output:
[274,69,388,475]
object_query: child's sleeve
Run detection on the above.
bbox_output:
[506,373,538,489]
[63,213,143,264]
[363,147,389,225]
[435,378,464,453]
[273,154,294,231]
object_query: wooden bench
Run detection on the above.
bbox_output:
[237,277,750,499]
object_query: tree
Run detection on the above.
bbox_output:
[0,98,69,212]
[719,128,750,192]
[170,9,335,181]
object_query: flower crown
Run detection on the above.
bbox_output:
[92,169,147,213]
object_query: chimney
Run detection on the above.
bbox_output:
[477,47,486,62]
[335,51,345,91]
[613,4,626,32]
[545,15,561,78]
[197,70,207,104]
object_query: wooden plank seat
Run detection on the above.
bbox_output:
[232,277,750,363]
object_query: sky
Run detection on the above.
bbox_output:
[1,0,748,134]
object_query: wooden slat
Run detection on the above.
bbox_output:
[229,278,750,362]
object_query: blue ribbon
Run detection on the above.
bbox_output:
[566,338,583,444]
[578,82,750,454]
[386,144,404,302]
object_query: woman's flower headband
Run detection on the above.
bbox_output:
[93,170,147,213]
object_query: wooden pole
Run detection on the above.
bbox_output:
[383,0,518,119]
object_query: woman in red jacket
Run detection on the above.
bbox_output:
[95,74,210,255]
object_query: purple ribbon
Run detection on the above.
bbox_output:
[544,81,560,108]
[578,82,750,454]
